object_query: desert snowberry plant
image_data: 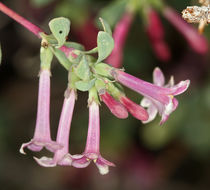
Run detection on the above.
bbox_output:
[0,2,190,175]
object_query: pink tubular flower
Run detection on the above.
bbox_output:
[71,101,115,175]
[107,11,134,68]
[119,96,149,121]
[34,89,76,167]
[163,6,208,54]
[111,69,190,125]
[146,8,170,61]
[100,91,128,119]
[20,69,61,154]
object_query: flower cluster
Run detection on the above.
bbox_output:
[0,2,190,175]
[182,0,210,34]
[105,0,208,68]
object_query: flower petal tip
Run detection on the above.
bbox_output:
[33,156,56,167]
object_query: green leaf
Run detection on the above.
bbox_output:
[40,47,53,69]
[51,47,72,70]
[99,17,112,35]
[97,31,114,63]
[75,78,96,92]
[0,44,2,65]
[75,56,91,81]
[49,17,71,47]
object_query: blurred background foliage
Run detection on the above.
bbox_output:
[0,0,210,189]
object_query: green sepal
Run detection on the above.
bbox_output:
[94,63,113,78]
[107,82,124,100]
[64,41,85,51]
[95,79,106,93]
[88,86,100,105]
[40,47,53,69]
[51,47,72,70]
[75,56,91,81]
[0,44,2,65]
[49,17,71,48]
[75,78,96,92]
[68,70,80,89]
[96,31,114,63]
[99,17,112,36]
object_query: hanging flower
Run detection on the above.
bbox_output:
[20,69,61,154]
[34,89,76,167]
[71,100,115,175]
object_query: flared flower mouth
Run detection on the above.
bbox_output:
[20,139,62,154]
[71,153,115,175]
[140,67,189,124]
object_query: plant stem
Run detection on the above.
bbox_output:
[0,2,43,38]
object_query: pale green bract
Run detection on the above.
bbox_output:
[49,17,71,48]
[96,31,114,63]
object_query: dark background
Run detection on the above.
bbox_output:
[0,0,210,189]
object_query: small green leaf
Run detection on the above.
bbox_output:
[75,78,96,92]
[51,47,72,70]
[97,31,114,63]
[75,56,91,81]
[0,44,2,65]
[40,47,53,69]
[49,17,70,47]
[99,17,112,35]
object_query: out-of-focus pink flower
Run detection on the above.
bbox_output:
[100,91,128,119]
[119,96,149,121]
[146,8,171,61]
[34,89,76,167]
[111,69,190,125]
[107,11,134,68]
[20,69,61,154]
[163,6,208,54]
[71,101,115,175]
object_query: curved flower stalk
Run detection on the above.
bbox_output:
[34,89,76,167]
[106,11,134,68]
[111,69,190,125]
[163,6,208,54]
[72,98,115,175]
[146,8,170,61]
[20,69,61,154]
